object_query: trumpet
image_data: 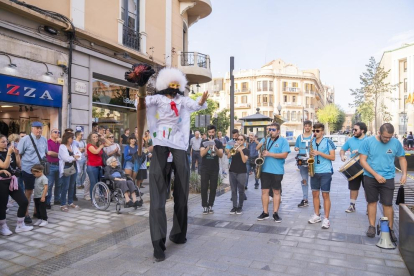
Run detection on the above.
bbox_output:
[230,144,241,156]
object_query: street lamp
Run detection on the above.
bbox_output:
[277,103,282,115]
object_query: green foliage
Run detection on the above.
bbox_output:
[213,109,231,135]
[350,57,397,132]
[333,108,346,132]
[316,104,340,125]
[189,171,201,193]
[190,93,218,133]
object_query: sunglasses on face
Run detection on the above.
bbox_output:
[312,129,322,133]
[269,128,277,132]
[52,131,60,134]
[353,129,359,132]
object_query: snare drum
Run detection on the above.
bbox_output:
[296,155,308,167]
[338,154,364,181]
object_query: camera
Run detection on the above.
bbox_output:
[11,168,21,177]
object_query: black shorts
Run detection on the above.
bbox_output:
[363,176,395,206]
[348,174,364,191]
[21,171,36,190]
[260,172,283,190]
[136,169,147,180]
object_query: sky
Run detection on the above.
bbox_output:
[189,0,414,112]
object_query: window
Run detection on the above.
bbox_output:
[292,82,298,88]
[242,82,248,92]
[284,95,288,102]
[292,96,296,103]
[291,111,296,121]
[121,0,140,51]
[241,96,247,103]
[287,111,290,121]
[404,78,408,93]
[235,83,238,90]
[283,81,287,90]
[263,111,268,116]
[306,97,309,104]
[242,112,247,117]
[257,81,262,91]
[269,95,274,105]
[297,111,301,121]
[263,94,268,103]
[257,95,261,104]
[404,61,407,72]
[269,81,273,91]
[263,81,268,91]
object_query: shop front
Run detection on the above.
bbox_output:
[91,73,139,143]
[0,74,63,139]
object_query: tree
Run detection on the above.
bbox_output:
[333,109,346,132]
[317,104,346,133]
[350,57,396,133]
[190,93,218,133]
[213,108,230,135]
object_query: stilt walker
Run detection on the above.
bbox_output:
[126,65,208,262]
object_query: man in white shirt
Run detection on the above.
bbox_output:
[190,131,202,173]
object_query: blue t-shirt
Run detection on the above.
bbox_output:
[341,136,366,158]
[312,137,336,174]
[359,136,405,179]
[295,134,313,155]
[262,137,291,175]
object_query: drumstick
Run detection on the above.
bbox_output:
[395,167,413,181]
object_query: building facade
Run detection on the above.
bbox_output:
[0,0,212,139]
[215,59,333,138]
[341,113,354,133]
[379,42,414,135]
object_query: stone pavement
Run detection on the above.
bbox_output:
[0,152,411,275]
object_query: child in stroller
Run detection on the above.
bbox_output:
[104,156,141,207]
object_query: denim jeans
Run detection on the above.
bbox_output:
[76,158,86,186]
[60,166,78,206]
[299,166,309,200]
[46,164,61,205]
[229,172,246,208]
[17,176,25,192]
[245,161,259,187]
[86,166,101,198]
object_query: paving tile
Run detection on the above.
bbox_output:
[25,240,49,248]
[248,224,272,233]
[302,229,317,239]
[287,228,303,237]
[329,258,366,270]
[171,262,207,275]
[9,255,39,267]
[249,260,287,273]
[346,234,363,244]
[366,263,411,275]
[266,226,289,235]
[0,259,13,269]
[196,259,228,271]
[307,262,347,275]
[331,232,347,242]
[0,250,21,260]
[227,264,269,276]
[316,231,331,240]
[385,260,407,269]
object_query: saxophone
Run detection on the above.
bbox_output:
[255,133,270,179]
[308,136,315,177]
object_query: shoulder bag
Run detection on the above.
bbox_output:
[29,135,50,175]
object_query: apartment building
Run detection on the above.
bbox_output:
[0,0,212,139]
[379,42,414,135]
[216,59,333,138]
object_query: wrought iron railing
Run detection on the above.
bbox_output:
[181,52,210,68]
[122,25,140,51]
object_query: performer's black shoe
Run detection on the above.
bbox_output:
[169,236,187,244]
[154,252,165,262]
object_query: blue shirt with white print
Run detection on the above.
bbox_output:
[312,137,336,174]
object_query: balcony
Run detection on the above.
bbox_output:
[122,25,140,51]
[305,90,315,95]
[283,87,300,93]
[306,104,315,109]
[178,51,212,85]
[235,103,251,109]
[235,88,251,94]
[257,102,274,107]
[179,0,212,27]
[283,102,301,107]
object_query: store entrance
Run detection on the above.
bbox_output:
[0,102,59,138]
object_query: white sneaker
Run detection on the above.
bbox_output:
[15,222,33,233]
[322,218,330,229]
[308,214,322,224]
[34,219,42,226]
[0,224,13,236]
[269,196,273,202]
[39,220,48,227]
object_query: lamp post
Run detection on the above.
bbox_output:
[277,103,282,115]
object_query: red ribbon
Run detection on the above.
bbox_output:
[170,101,179,116]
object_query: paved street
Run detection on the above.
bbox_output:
[0,152,411,276]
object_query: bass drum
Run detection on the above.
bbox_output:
[338,154,364,181]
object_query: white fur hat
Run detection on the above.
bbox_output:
[155,67,187,93]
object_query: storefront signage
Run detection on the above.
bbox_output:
[244,120,272,126]
[123,97,135,105]
[0,74,63,108]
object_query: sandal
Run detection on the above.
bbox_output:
[60,206,69,212]
[68,204,79,209]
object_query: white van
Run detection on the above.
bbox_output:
[324,135,349,149]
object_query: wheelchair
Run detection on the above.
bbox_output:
[92,175,143,214]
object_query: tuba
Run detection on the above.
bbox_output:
[308,135,315,177]
[255,133,270,179]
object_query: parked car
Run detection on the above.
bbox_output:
[324,135,349,149]
[286,136,296,147]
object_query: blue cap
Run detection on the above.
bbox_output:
[31,121,43,127]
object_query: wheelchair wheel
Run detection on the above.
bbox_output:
[92,182,111,210]
[116,203,121,214]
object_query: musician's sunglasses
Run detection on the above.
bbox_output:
[268,128,277,132]
[312,129,321,133]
